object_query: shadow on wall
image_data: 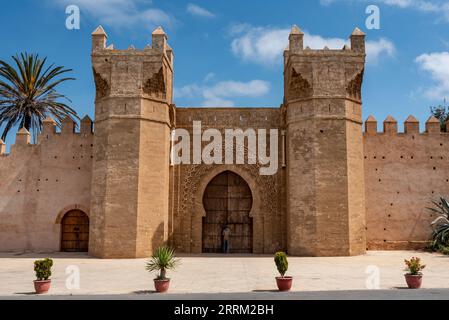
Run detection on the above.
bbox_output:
[0,252,92,259]
[151,222,165,252]
[175,254,276,258]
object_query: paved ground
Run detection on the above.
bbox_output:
[0,251,448,299]
[3,289,449,300]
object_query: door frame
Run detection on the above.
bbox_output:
[201,170,254,253]
[55,205,90,252]
[190,165,264,254]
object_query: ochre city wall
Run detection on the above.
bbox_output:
[364,115,447,250]
[0,118,93,252]
[0,25,444,256]
[0,112,445,254]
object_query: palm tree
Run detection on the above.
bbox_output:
[0,52,79,141]
[145,246,180,280]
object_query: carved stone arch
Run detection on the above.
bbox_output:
[346,69,364,101]
[143,66,166,99]
[179,160,278,254]
[55,204,90,224]
[93,68,110,100]
[289,67,312,100]
[169,104,176,128]
[193,165,262,220]
[189,165,264,254]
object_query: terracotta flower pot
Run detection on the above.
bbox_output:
[154,279,170,293]
[405,274,423,289]
[276,276,293,292]
[34,280,51,294]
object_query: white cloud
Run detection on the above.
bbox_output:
[55,0,173,29]
[230,26,290,65]
[204,72,216,82]
[366,38,396,63]
[230,24,395,66]
[186,3,215,18]
[176,80,271,107]
[415,52,449,99]
[376,0,440,11]
[321,0,449,21]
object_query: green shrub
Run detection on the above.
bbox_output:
[427,197,449,250]
[430,244,449,255]
[34,258,53,281]
[439,246,449,255]
[274,252,288,277]
[404,257,426,276]
[146,246,180,280]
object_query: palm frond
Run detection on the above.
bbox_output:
[145,246,180,279]
[0,52,79,141]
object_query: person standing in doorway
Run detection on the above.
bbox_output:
[222,225,231,254]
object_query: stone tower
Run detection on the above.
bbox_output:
[89,26,174,258]
[284,26,366,256]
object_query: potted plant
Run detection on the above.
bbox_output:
[274,252,293,291]
[404,257,426,289]
[146,246,180,293]
[33,258,53,294]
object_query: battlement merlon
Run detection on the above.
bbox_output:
[364,115,446,135]
[284,26,366,106]
[0,139,5,155]
[285,26,365,58]
[91,26,174,107]
[91,26,173,69]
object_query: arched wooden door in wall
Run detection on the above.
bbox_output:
[61,210,89,252]
[202,171,253,253]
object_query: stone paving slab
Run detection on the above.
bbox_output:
[0,251,448,297]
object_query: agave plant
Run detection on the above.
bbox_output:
[427,197,449,251]
[0,53,79,141]
[145,246,180,280]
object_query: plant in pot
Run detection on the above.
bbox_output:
[274,252,293,292]
[146,246,180,293]
[33,258,53,294]
[404,257,426,289]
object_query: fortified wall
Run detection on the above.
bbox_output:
[0,25,445,257]
[0,117,93,251]
[364,116,449,250]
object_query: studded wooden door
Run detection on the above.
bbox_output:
[61,210,89,252]
[202,171,253,253]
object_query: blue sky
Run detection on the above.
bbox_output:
[1,0,449,148]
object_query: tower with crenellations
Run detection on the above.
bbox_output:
[284,26,367,256]
[89,26,174,258]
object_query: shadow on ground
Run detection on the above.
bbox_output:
[13,292,38,295]
[4,289,449,300]
[133,290,157,295]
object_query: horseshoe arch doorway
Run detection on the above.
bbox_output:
[202,171,253,253]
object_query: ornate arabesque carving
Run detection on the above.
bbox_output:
[179,163,278,220]
[176,144,280,252]
[346,69,364,101]
[93,68,110,100]
[143,67,166,99]
[289,68,312,100]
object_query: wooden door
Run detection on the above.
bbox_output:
[61,210,89,252]
[202,171,253,253]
